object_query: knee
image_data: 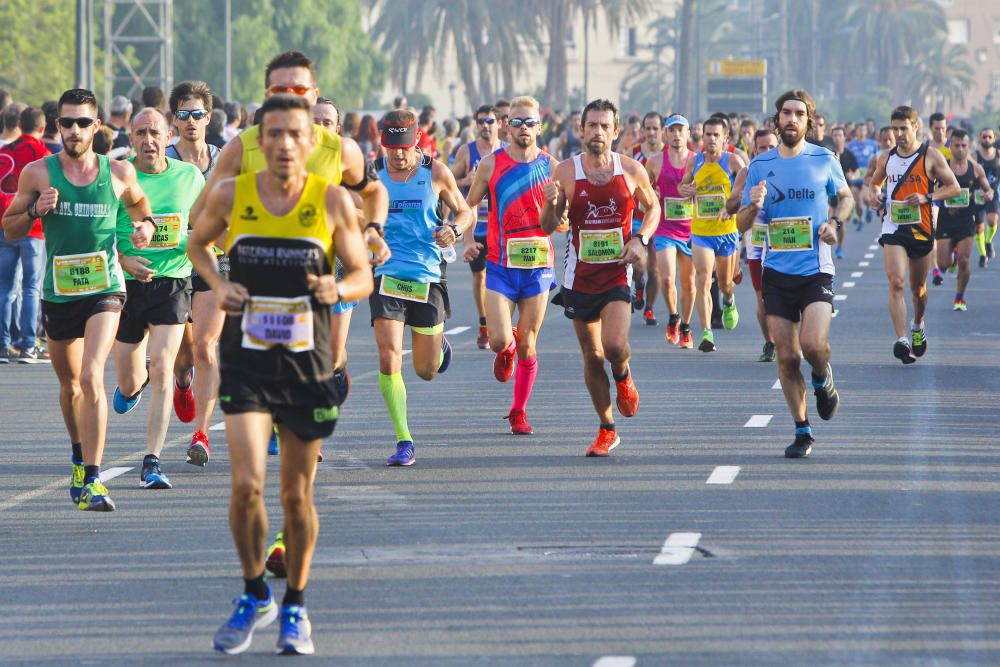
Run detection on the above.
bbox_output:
[60,380,82,404]
[516,339,535,360]
[194,338,217,366]
[231,475,264,507]
[415,364,436,382]
[280,483,312,517]
[582,347,605,370]
[79,368,103,397]
[148,355,171,386]
[887,276,906,293]
[800,340,828,361]
[603,343,627,365]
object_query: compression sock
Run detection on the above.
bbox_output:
[71,442,83,465]
[84,465,100,484]
[282,586,305,607]
[987,224,997,244]
[378,372,411,442]
[976,231,987,257]
[510,355,538,412]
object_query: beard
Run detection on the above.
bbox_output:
[62,137,92,158]
[585,140,605,156]
[781,124,807,147]
[514,134,534,148]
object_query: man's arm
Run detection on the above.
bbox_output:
[922,148,961,203]
[539,161,570,234]
[451,144,472,187]
[728,166,748,215]
[628,158,660,245]
[677,155,697,196]
[308,185,373,306]
[867,152,889,206]
[188,134,244,227]
[433,160,474,238]
[466,152,495,210]
[736,163,764,234]
[973,162,994,201]
[340,136,388,230]
[111,159,155,249]
[187,179,246,314]
[2,161,48,241]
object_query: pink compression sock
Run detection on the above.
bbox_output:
[510,355,538,412]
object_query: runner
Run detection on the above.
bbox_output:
[868,106,960,364]
[629,111,664,326]
[736,89,854,458]
[312,97,340,133]
[466,96,558,435]
[678,116,746,352]
[190,94,372,655]
[110,108,205,489]
[373,109,473,466]
[927,112,952,159]
[728,127,778,362]
[644,114,696,348]
[846,123,878,226]
[974,128,998,268]
[2,88,155,510]
[933,129,993,310]
[452,104,504,350]
[541,99,659,456]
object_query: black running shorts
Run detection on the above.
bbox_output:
[116,277,192,344]
[42,293,126,341]
[761,268,834,323]
[218,370,342,441]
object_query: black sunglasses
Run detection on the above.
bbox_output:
[58,117,97,129]
[508,118,540,128]
[476,118,496,125]
[175,109,209,121]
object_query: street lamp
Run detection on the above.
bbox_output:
[449,82,456,118]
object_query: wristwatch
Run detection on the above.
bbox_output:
[364,221,384,236]
[639,234,651,248]
[831,217,843,231]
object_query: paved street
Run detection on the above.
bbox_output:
[2,225,999,665]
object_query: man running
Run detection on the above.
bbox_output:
[868,106,960,364]
[737,89,854,458]
[452,104,504,350]
[629,111,664,326]
[373,109,473,466]
[846,123,878,226]
[927,112,952,159]
[934,130,993,310]
[729,127,778,362]
[3,88,154,511]
[644,114,696,348]
[109,107,205,488]
[974,128,998,267]
[678,116,745,352]
[467,96,558,435]
[190,95,372,655]
[542,99,659,456]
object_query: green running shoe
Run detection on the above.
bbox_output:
[78,480,115,512]
[70,461,85,504]
[722,297,739,330]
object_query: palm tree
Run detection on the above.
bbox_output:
[905,42,975,113]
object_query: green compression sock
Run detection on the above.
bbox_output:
[987,224,997,244]
[378,372,412,442]
[976,231,987,257]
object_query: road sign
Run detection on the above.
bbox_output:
[706,60,767,114]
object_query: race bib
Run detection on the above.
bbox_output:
[241,296,314,352]
[768,217,813,252]
[663,196,694,221]
[974,190,985,206]
[379,275,430,303]
[750,222,768,248]
[890,200,920,225]
[579,228,624,264]
[53,251,111,296]
[695,193,726,218]
[505,237,550,269]
[147,213,183,249]
[944,189,970,209]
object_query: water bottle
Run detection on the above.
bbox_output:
[436,226,457,263]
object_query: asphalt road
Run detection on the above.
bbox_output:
[1,223,998,666]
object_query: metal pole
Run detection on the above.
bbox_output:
[225,0,232,100]
[76,0,85,88]
[87,0,95,91]
[583,7,590,104]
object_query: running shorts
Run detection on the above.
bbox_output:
[369,277,448,329]
[116,277,192,344]
[485,260,554,302]
[761,268,834,323]
[559,285,631,323]
[42,293,126,341]
[691,232,740,257]
[218,370,342,441]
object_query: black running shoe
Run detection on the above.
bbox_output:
[911,328,927,358]
[893,340,916,365]
[813,365,839,421]
[784,434,814,459]
[759,341,775,362]
[931,273,943,286]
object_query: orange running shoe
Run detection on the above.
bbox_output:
[615,371,639,417]
[678,328,694,349]
[665,319,679,345]
[585,427,620,457]
[505,409,533,435]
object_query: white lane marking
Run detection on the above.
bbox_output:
[834,294,848,301]
[858,261,870,267]
[851,271,863,277]
[832,309,839,318]
[864,253,875,259]
[707,466,740,484]
[842,281,855,288]
[402,350,412,357]
[743,414,772,428]
[868,244,878,250]
[772,379,781,390]
[99,467,133,482]
[653,532,702,565]
[209,421,225,431]
[594,658,636,667]
[444,326,470,335]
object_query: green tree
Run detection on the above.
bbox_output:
[0,0,77,103]
[905,42,975,113]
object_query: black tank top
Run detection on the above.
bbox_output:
[939,162,978,225]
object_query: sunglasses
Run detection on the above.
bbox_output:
[267,84,312,96]
[58,116,96,129]
[175,109,209,121]
[508,118,540,128]
[476,118,496,125]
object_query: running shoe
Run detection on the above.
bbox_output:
[437,336,452,374]
[665,319,679,345]
[678,328,693,349]
[893,339,916,365]
[911,327,927,358]
[931,271,943,286]
[784,433,814,459]
[979,255,988,269]
[632,278,645,310]
[615,372,639,418]
[585,427,620,457]
[173,372,195,423]
[733,266,743,284]
[386,440,415,466]
[759,341,776,362]
[813,364,839,421]
[493,327,517,383]
[186,430,211,467]
[265,532,287,578]
[213,589,278,655]
[988,241,995,259]
[505,409,533,435]
[70,460,85,504]
[78,479,115,511]
[15,347,40,363]
[476,324,489,350]
[276,605,314,655]
[268,427,279,456]
[643,309,658,326]
[722,297,739,330]
[834,246,844,260]
[947,261,957,274]
[112,378,149,415]
[0,347,9,364]
[333,366,350,401]
[698,329,716,353]
[140,458,173,490]
[953,297,967,311]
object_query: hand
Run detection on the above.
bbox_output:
[463,239,483,262]
[677,182,697,198]
[34,187,59,217]
[120,255,156,282]
[306,273,340,305]
[749,180,767,208]
[542,180,562,208]
[985,189,994,203]
[817,223,837,245]
[433,225,456,248]
[364,227,391,266]
[130,219,155,250]
[904,192,925,207]
[215,281,250,316]
[869,186,885,208]
[618,237,644,265]
[555,205,570,233]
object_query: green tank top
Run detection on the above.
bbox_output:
[42,154,125,303]
[116,156,204,280]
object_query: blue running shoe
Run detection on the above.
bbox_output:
[386,440,415,466]
[268,427,279,456]
[78,479,116,512]
[112,376,149,415]
[70,460,85,504]
[276,605,314,655]
[437,336,452,374]
[834,246,844,260]
[140,458,173,489]
[213,589,278,655]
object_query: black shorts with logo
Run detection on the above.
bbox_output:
[218,369,342,441]
[369,276,448,328]
[879,233,933,259]
[761,268,834,323]
[469,235,488,273]
[116,277,192,344]
[42,293,126,341]
[934,217,976,243]
[559,285,631,323]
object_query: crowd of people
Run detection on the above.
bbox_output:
[1,48,998,655]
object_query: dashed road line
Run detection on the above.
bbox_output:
[772,379,781,390]
[743,414,773,428]
[843,281,855,288]
[858,261,870,267]
[834,294,848,301]
[593,658,636,667]
[851,271,863,277]
[99,467,133,482]
[707,466,740,484]
[864,253,875,259]
[653,532,702,565]
[444,326,470,335]
[209,421,225,431]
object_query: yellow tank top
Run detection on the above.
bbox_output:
[691,154,737,236]
[239,124,343,185]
